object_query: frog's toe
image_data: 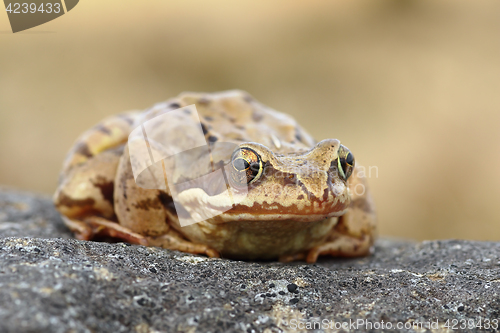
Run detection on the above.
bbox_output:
[205,248,220,258]
[77,216,149,246]
[62,216,149,246]
[85,216,149,246]
[306,234,372,263]
[279,252,307,263]
[61,216,93,241]
[147,229,220,258]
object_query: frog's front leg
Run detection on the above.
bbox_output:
[280,167,376,263]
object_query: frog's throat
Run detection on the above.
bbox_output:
[176,187,349,223]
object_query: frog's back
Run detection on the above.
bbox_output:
[142,90,316,155]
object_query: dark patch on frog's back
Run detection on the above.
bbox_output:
[116,114,134,125]
[93,124,112,135]
[158,192,176,215]
[108,145,125,156]
[243,93,254,103]
[208,135,218,143]
[198,96,211,105]
[252,108,264,123]
[157,192,191,219]
[201,123,209,135]
[220,112,237,123]
[92,176,114,204]
[133,198,163,210]
[295,129,303,143]
[56,192,96,208]
[252,111,264,122]
[74,142,93,158]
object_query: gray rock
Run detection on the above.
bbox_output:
[1,187,500,333]
[0,186,71,239]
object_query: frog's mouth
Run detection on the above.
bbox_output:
[220,201,350,223]
[176,186,350,224]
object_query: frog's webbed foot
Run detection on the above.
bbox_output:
[305,233,372,263]
[279,234,372,263]
[147,229,220,258]
[62,216,94,241]
[62,216,149,246]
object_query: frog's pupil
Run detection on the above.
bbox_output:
[340,158,347,172]
[234,158,250,171]
[249,162,260,173]
[346,152,354,165]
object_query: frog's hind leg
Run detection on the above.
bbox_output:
[54,111,143,221]
[62,215,220,258]
[61,216,149,246]
[54,111,149,245]
[65,215,220,258]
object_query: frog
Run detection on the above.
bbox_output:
[53,90,376,262]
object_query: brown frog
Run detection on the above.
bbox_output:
[53,90,376,262]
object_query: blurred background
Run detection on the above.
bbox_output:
[1,0,499,241]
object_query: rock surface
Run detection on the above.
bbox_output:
[1,187,500,333]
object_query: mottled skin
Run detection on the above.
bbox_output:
[53,90,376,262]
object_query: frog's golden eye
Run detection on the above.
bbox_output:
[337,145,355,181]
[230,147,263,186]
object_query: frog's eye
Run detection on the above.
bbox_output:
[230,147,263,186]
[337,145,355,181]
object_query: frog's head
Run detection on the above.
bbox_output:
[214,139,354,222]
